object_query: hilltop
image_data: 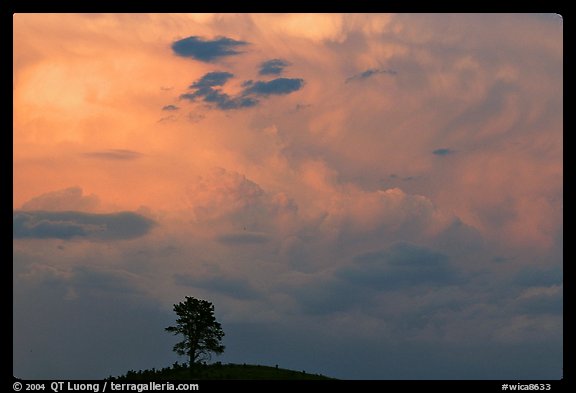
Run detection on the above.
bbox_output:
[108,362,336,380]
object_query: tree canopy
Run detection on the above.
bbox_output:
[165,296,225,369]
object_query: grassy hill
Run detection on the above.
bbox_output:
[108,362,336,380]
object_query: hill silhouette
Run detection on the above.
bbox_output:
[108,362,336,380]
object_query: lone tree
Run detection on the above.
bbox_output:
[165,296,225,372]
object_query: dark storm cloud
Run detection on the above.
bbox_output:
[292,242,460,315]
[180,88,259,110]
[174,273,259,300]
[161,105,179,111]
[171,36,249,62]
[83,149,143,160]
[13,210,155,241]
[218,96,260,110]
[180,71,257,110]
[181,72,304,111]
[345,68,397,83]
[337,242,458,290]
[242,78,304,96]
[259,59,290,75]
[216,232,270,245]
[432,148,456,156]
[180,88,222,103]
[190,71,234,88]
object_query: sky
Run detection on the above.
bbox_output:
[13,13,563,380]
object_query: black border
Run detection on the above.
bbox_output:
[7,3,569,391]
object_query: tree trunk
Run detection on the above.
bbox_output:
[189,350,195,377]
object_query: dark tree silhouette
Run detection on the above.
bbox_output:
[165,296,225,372]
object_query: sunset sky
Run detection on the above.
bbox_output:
[13,13,562,380]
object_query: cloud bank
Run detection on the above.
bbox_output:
[179,71,304,111]
[259,59,290,75]
[242,78,304,96]
[13,211,156,241]
[171,36,249,62]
